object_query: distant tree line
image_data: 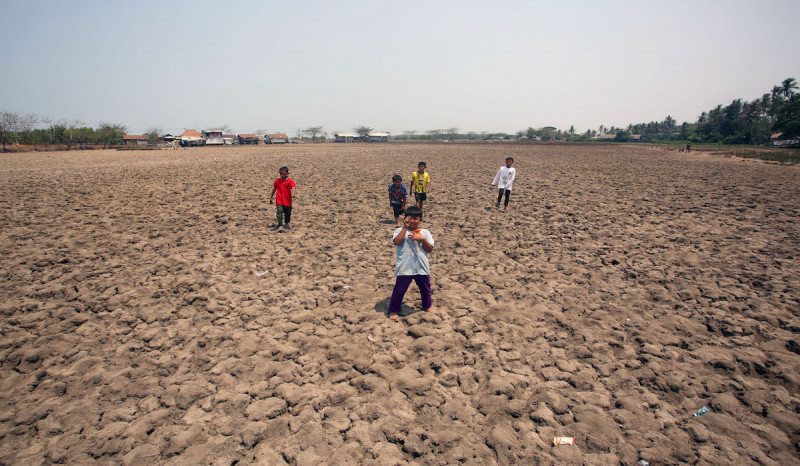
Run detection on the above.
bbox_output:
[596,77,799,144]
[3,79,796,152]
[296,126,326,141]
[0,113,127,152]
[690,77,798,144]
[394,78,799,145]
[392,128,515,141]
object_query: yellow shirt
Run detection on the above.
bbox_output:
[410,171,430,193]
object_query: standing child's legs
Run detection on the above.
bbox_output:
[276,205,285,226]
[392,204,404,226]
[503,189,511,208]
[413,275,433,310]
[389,276,413,315]
[276,205,292,229]
[389,275,433,317]
[496,189,504,207]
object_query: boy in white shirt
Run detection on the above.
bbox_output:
[492,157,516,210]
[388,206,435,321]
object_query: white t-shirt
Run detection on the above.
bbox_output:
[493,166,516,190]
[392,228,434,276]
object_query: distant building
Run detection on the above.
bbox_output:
[266,133,289,144]
[770,133,799,146]
[593,133,616,141]
[122,134,149,146]
[203,130,224,145]
[238,134,260,145]
[366,132,390,142]
[222,134,236,145]
[334,132,359,143]
[179,130,205,147]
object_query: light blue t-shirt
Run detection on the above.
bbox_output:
[392,228,434,276]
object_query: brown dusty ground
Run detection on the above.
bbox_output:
[0,143,799,465]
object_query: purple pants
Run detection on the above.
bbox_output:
[389,275,432,314]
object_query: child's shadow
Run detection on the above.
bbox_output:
[375,297,419,318]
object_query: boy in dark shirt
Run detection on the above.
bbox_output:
[388,174,408,227]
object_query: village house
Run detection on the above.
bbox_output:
[366,132,390,142]
[334,132,358,143]
[179,130,204,147]
[122,134,149,146]
[265,133,289,144]
[238,134,260,145]
[203,130,224,145]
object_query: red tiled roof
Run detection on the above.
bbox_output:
[266,133,289,139]
[180,130,203,138]
[123,134,148,140]
[238,134,258,138]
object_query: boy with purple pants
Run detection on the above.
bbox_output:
[389,206,435,321]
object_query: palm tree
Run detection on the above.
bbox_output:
[781,77,797,99]
[663,115,676,132]
[772,85,783,102]
[761,94,771,117]
[742,101,757,143]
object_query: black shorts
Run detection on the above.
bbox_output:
[414,192,427,202]
[392,203,405,217]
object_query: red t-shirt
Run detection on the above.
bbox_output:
[273,177,296,206]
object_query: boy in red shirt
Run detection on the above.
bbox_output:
[269,166,296,231]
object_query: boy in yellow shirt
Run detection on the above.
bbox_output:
[410,161,431,209]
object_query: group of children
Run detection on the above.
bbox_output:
[388,161,431,227]
[268,157,516,321]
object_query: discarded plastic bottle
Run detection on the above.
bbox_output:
[694,406,710,416]
[637,461,650,466]
[553,437,575,446]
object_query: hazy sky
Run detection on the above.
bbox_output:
[2,0,799,136]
